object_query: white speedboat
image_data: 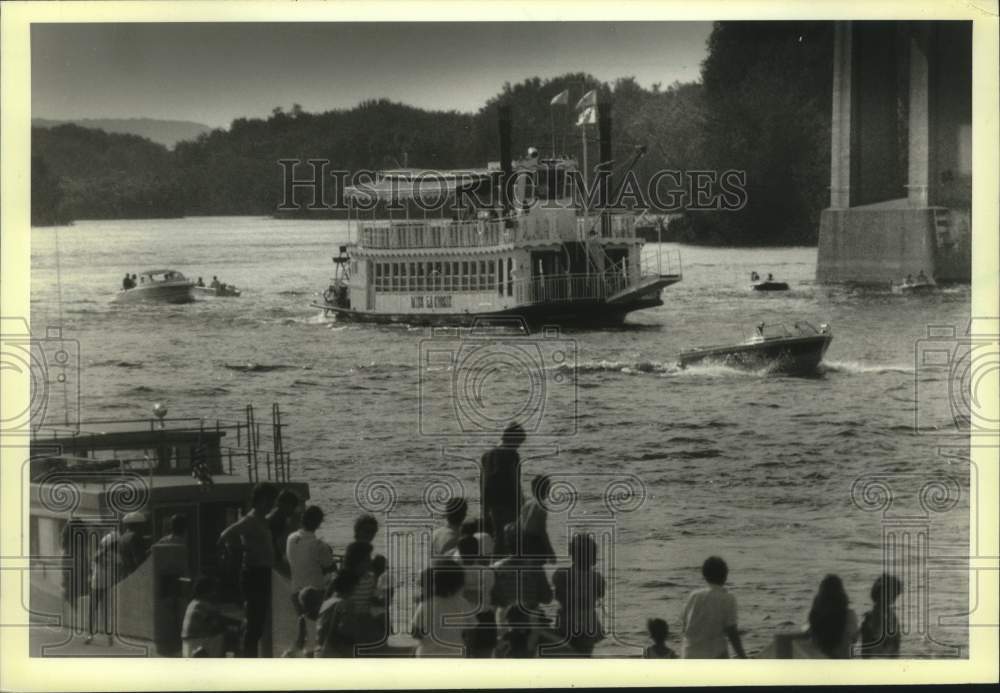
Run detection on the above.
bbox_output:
[113,269,194,304]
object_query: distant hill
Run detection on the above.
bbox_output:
[31,117,214,149]
[32,124,185,222]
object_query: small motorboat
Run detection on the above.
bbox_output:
[891,274,936,294]
[677,321,832,375]
[112,269,194,304]
[193,284,242,298]
[749,272,789,291]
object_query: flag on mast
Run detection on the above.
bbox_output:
[550,89,569,106]
[575,89,597,110]
[576,106,598,126]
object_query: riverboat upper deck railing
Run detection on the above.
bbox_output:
[358,214,639,250]
[514,249,682,306]
[31,404,293,484]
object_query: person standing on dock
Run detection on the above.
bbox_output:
[521,474,555,564]
[859,573,902,658]
[681,556,746,659]
[118,512,150,577]
[156,514,188,548]
[481,423,526,556]
[218,482,278,657]
[800,574,859,658]
[552,533,605,655]
[287,505,336,654]
[431,498,468,557]
[86,524,123,645]
[267,489,301,576]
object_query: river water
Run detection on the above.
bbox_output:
[29,216,971,657]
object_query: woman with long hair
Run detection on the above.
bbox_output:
[318,541,378,656]
[806,574,859,658]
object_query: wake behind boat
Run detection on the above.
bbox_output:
[891,271,936,294]
[677,321,832,375]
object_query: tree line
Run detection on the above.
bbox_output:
[31,21,832,246]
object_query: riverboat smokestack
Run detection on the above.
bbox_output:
[498,105,512,217]
[598,100,612,235]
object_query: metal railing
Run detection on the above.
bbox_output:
[30,404,293,485]
[359,213,639,250]
[640,247,683,279]
[576,214,637,239]
[513,272,637,305]
[360,219,508,249]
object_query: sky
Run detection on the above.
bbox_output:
[31,22,712,128]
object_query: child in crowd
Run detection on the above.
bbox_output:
[492,530,553,657]
[410,559,475,656]
[371,554,392,644]
[460,518,494,558]
[860,573,902,658]
[316,542,378,657]
[282,587,323,657]
[353,513,379,546]
[494,605,535,658]
[182,576,239,657]
[431,498,468,556]
[681,556,746,658]
[644,618,678,658]
[455,535,498,657]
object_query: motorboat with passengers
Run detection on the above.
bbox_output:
[677,321,833,375]
[113,269,195,304]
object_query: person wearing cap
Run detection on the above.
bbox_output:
[119,511,150,577]
[481,423,526,556]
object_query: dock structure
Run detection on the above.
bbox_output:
[817,21,971,284]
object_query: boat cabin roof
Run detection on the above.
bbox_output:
[345,169,498,202]
[139,269,186,279]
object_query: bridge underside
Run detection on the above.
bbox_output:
[817,21,971,284]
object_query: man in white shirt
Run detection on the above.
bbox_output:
[286,505,335,654]
[681,556,746,658]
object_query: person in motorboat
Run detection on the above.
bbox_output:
[197,277,205,287]
[766,273,774,281]
[750,271,760,282]
[122,273,134,290]
[211,276,221,289]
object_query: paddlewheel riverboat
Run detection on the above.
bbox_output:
[314,107,682,328]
